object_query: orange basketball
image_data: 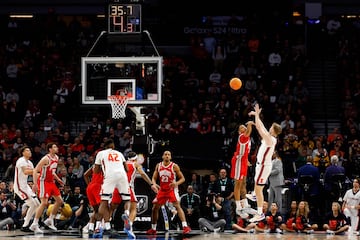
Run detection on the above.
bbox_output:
[229,77,242,90]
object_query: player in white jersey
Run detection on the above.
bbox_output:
[246,103,282,223]
[342,178,360,235]
[14,146,40,232]
[93,139,131,237]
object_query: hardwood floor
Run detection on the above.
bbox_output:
[0,229,355,240]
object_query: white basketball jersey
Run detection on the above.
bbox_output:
[14,157,34,193]
[256,136,277,166]
[343,188,360,208]
[95,148,126,178]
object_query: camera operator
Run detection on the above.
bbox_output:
[65,185,89,230]
[312,140,329,175]
[0,191,17,230]
[198,193,226,232]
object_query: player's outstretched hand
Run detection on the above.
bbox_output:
[254,103,262,114]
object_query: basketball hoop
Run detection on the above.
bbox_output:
[108,91,131,119]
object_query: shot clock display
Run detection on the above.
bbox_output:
[108,3,141,33]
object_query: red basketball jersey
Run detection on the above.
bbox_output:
[39,154,58,182]
[158,161,175,190]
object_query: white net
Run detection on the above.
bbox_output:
[108,94,128,119]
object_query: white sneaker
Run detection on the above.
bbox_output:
[247,229,255,234]
[44,218,57,231]
[276,228,283,234]
[249,213,265,223]
[213,227,221,233]
[353,231,359,236]
[306,229,314,234]
[264,229,271,233]
[245,192,257,202]
[242,207,258,215]
[236,208,249,219]
[30,223,44,234]
[326,230,335,235]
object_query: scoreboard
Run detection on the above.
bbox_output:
[108,0,142,34]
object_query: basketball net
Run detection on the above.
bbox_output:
[108,90,132,119]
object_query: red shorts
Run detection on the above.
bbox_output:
[231,155,248,180]
[112,187,137,204]
[152,188,179,205]
[37,181,60,199]
[87,182,101,207]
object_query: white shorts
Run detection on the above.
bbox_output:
[101,175,130,201]
[15,185,36,201]
[254,163,272,185]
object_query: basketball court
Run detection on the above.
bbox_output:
[72,2,356,240]
[0,229,357,240]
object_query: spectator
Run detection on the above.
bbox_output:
[0,86,6,102]
[323,155,346,208]
[291,201,318,234]
[312,139,330,173]
[323,201,349,235]
[46,202,73,230]
[0,191,17,230]
[263,202,283,234]
[43,113,58,131]
[296,156,321,218]
[71,157,85,190]
[53,82,68,105]
[214,168,234,229]
[67,185,89,229]
[180,185,201,230]
[5,88,19,104]
[280,200,298,233]
[188,173,203,196]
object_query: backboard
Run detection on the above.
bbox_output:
[81,56,162,105]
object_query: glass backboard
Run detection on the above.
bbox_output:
[81,56,162,105]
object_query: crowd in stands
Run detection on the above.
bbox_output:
[0,12,359,233]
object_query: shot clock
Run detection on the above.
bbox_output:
[108,1,142,34]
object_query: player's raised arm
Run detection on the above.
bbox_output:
[249,103,273,145]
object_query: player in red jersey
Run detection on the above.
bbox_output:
[111,151,158,233]
[146,150,191,235]
[231,122,254,218]
[30,143,64,234]
[83,164,104,236]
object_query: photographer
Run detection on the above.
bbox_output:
[198,193,226,232]
[312,140,329,174]
[0,191,17,230]
[65,185,89,230]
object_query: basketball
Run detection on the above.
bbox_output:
[229,77,242,90]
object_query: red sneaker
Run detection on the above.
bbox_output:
[183,226,191,234]
[146,228,157,235]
